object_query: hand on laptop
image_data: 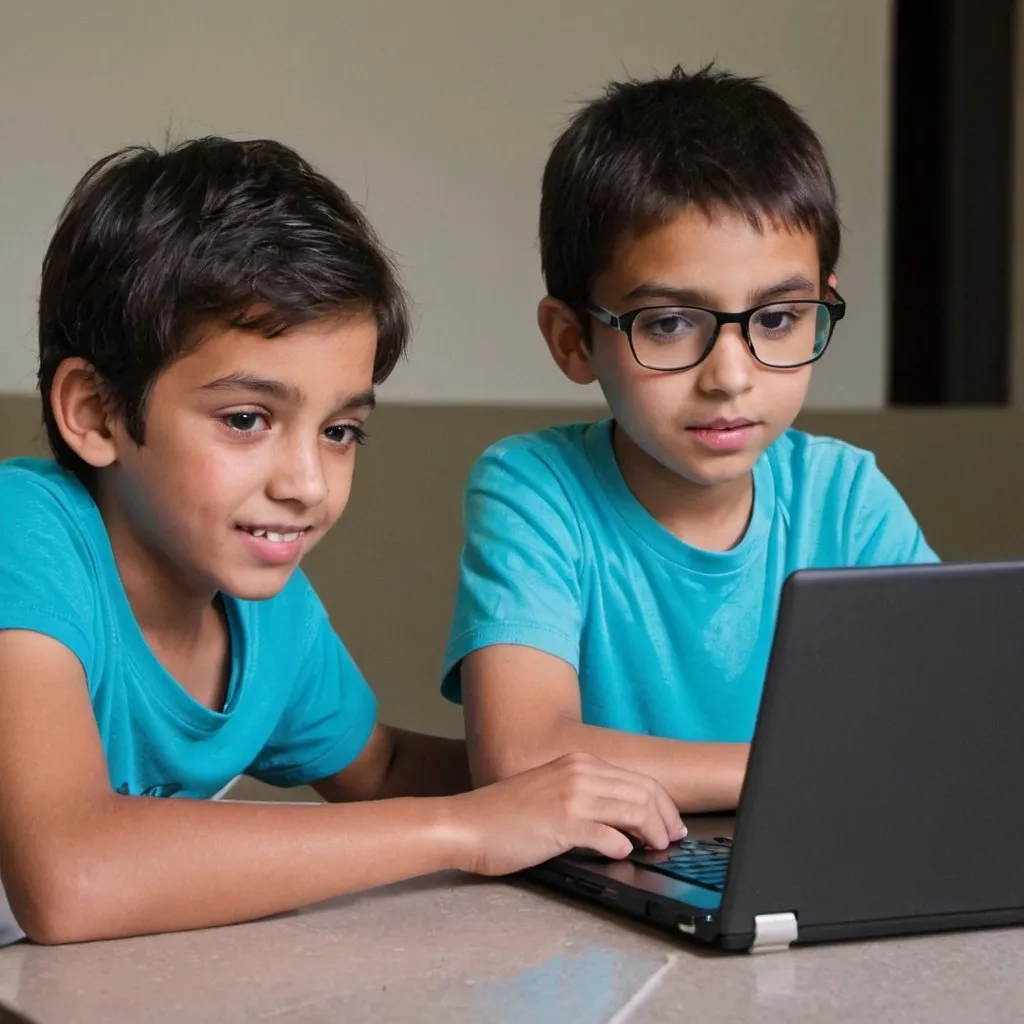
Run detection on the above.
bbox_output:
[447,752,685,876]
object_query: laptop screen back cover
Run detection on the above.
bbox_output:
[718,561,1024,947]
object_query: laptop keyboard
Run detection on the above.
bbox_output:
[630,837,732,892]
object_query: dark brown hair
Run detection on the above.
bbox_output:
[39,137,410,484]
[540,65,841,310]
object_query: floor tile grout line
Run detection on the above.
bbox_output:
[604,953,679,1024]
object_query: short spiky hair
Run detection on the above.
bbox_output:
[540,65,840,308]
[38,136,410,484]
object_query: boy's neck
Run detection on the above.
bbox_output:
[611,425,754,553]
[94,479,230,708]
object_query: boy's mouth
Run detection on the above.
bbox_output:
[686,417,759,431]
[237,524,311,544]
[236,523,312,567]
[685,418,761,453]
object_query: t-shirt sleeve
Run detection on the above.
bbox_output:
[0,471,97,680]
[247,592,378,787]
[442,443,584,704]
[846,455,939,566]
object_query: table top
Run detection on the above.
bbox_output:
[2,817,1021,1024]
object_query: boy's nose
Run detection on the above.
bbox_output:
[694,325,754,397]
[267,439,329,508]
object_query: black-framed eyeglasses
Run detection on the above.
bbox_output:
[585,292,846,372]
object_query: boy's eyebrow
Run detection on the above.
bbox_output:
[198,373,377,411]
[200,373,302,403]
[337,388,377,412]
[621,274,818,308]
[748,274,819,304]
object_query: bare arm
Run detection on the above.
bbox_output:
[313,725,471,803]
[462,645,749,812]
[0,631,682,945]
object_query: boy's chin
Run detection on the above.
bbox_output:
[672,449,761,490]
[218,565,298,602]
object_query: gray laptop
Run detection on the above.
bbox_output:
[525,561,1024,951]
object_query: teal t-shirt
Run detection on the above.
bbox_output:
[443,421,937,743]
[0,458,377,797]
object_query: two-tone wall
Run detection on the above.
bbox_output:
[1,2,1022,766]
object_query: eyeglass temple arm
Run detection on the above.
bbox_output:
[583,302,620,330]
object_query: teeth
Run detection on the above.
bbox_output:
[245,528,302,543]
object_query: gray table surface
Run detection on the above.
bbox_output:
[1,816,1019,1023]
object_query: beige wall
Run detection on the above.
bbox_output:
[1,0,892,409]
[1,5,1022,799]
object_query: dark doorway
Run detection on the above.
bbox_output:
[889,0,1017,404]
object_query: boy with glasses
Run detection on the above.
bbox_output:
[442,66,937,812]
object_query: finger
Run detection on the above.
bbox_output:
[586,795,670,850]
[568,822,632,860]
[577,765,685,845]
[650,781,687,842]
[571,777,672,849]
[636,804,671,851]
[588,778,673,849]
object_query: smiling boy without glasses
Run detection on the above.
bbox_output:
[0,137,684,946]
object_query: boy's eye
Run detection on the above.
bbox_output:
[758,311,789,330]
[323,424,368,447]
[636,308,702,342]
[752,306,801,336]
[653,316,689,335]
[222,412,268,433]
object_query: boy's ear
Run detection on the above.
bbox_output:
[50,358,120,469]
[827,272,839,294]
[537,298,597,385]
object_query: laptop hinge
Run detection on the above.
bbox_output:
[750,912,798,953]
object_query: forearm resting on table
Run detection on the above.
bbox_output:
[477,718,747,812]
[0,636,475,946]
[462,647,749,812]
[3,793,469,945]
